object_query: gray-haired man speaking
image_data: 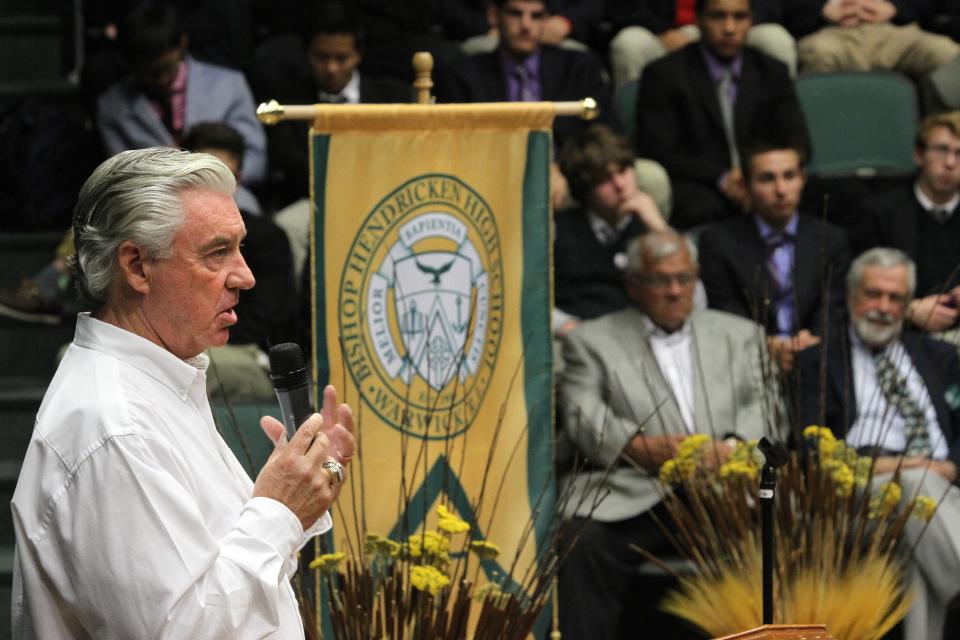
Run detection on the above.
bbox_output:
[12,147,355,638]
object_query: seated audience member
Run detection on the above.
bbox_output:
[756,0,959,79]
[851,111,960,333]
[436,0,618,209]
[635,0,810,229]
[182,123,299,399]
[797,248,960,640]
[442,0,604,53]
[96,4,267,186]
[699,140,849,371]
[249,2,414,206]
[608,0,797,89]
[554,124,668,337]
[558,229,771,640]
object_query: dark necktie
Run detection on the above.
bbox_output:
[514,64,536,102]
[717,68,739,169]
[873,351,931,456]
[765,233,792,294]
[929,207,948,223]
[765,232,794,335]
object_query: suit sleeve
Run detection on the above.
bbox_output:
[819,227,850,336]
[559,329,645,469]
[926,342,960,471]
[96,90,135,157]
[723,318,776,440]
[221,74,268,186]
[698,228,754,319]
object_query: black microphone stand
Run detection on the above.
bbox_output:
[757,437,788,625]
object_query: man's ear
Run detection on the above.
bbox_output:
[117,240,150,295]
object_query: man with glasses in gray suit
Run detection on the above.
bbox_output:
[556,228,773,640]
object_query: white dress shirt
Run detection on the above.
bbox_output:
[11,313,331,639]
[914,181,959,222]
[317,71,361,104]
[643,317,695,433]
[848,329,949,459]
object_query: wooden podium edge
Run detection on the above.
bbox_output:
[714,623,834,639]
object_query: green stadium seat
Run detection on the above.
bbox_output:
[795,71,919,178]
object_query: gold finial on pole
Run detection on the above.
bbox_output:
[580,97,599,120]
[256,99,284,125]
[412,51,434,105]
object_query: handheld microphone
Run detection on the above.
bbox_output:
[268,342,312,441]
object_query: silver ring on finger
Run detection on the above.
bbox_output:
[322,459,345,488]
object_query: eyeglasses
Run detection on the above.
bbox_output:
[638,272,697,290]
[925,144,960,160]
[859,287,908,306]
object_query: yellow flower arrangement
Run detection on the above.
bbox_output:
[653,425,931,640]
[677,433,711,458]
[821,458,855,498]
[870,481,902,518]
[803,424,839,457]
[410,564,451,596]
[912,495,937,522]
[314,502,516,636]
[437,504,471,534]
[469,540,501,560]
[308,551,346,573]
[719,460,758,481]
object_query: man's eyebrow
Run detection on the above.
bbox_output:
[198,232,245,252]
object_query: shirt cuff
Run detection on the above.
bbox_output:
[236,496,305,561]
[303,511,333,543]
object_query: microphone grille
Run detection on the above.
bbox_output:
[268,342,305,375]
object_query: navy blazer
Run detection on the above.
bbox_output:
[796,329,960,470]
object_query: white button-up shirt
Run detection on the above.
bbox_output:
[643,316,695,433]
[12,313,331,639]
[848,329,949,460]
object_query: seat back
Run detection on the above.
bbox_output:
[795,71,918,177]
[615,79,640,148]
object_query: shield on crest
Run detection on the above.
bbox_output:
[393,251,473,390]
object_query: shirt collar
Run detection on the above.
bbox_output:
[754,212,799,240]
[642,314,692,340]
[73,313,208,400]
[913,181,959,220]
[318,70,361,104]
[586,210,632,246]
[701,44,743,84]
